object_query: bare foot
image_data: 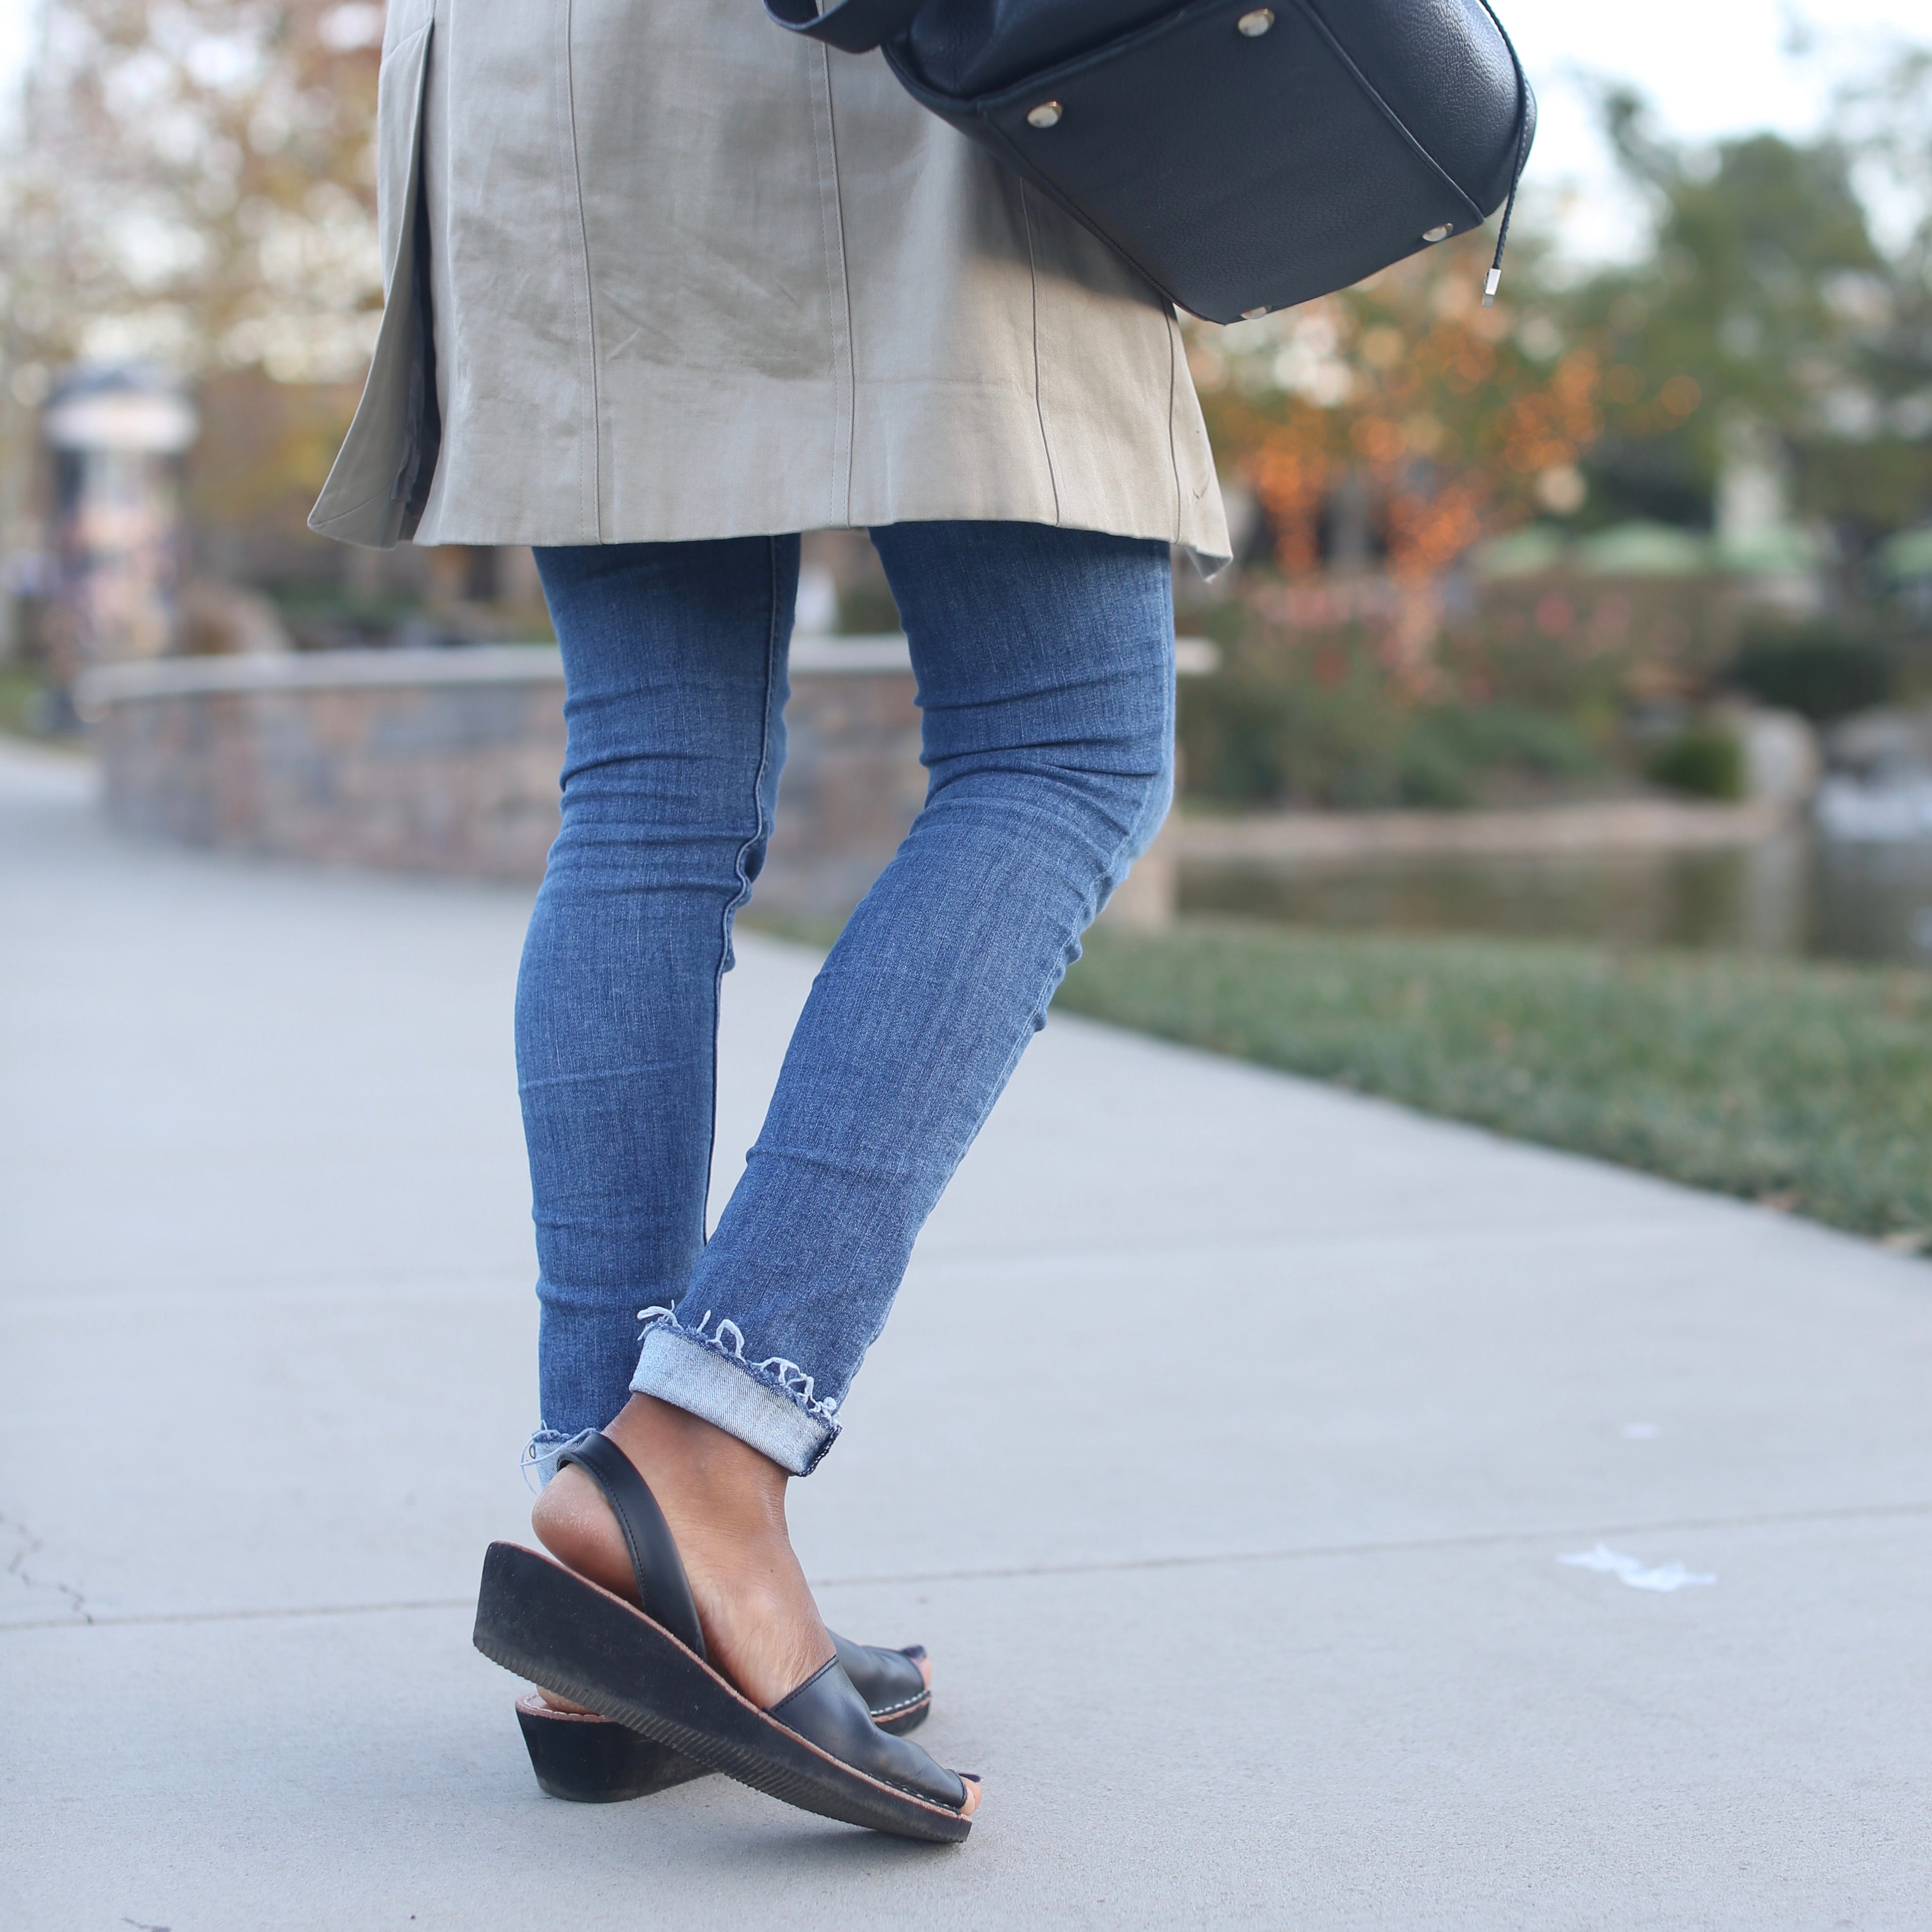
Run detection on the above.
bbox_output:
[529,1400,981,1816]
[533,1688,598,1713]
[530,1396,833,1711]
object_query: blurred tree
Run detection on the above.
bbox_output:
[1820,43,1932,547]
[1575,77,1932,544]
[1192,54,1932,620]
[1190,230,1608,684]
[0,0,387,627]
[2,0,383,392]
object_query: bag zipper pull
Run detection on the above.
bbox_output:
[1476,0,1532,307]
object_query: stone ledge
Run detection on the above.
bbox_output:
[74,634,925,710]
[77,632,1212,708]
[84,643,928,906]
[1172,797,1792,864]
[80,636,1209,920]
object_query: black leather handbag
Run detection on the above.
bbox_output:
[764,0,1534,325]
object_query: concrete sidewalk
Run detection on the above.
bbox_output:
[3,740,1929,1928]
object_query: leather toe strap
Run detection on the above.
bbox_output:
[767,1660,965,1810]
[831,1633,928,1718]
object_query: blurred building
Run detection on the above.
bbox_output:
[38,366,198,718]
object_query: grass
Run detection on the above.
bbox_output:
[1055,919,1932,1250]
[0,663,49,739]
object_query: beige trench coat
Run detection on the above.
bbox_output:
[310,0,1229,560]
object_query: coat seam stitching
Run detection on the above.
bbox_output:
[814,48,857,525]
[1166,308,1184,545]
[308,21,432,544]
[1019,186,1063,527]
[561,0,603,541]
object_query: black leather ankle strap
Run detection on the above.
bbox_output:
[556,1430,706,1661]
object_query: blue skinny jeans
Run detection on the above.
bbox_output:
[520,521,1173,1475]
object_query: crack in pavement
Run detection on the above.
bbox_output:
[1,1508,91,1623]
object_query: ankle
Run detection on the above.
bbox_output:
[528,1400,832,1708]
[604,1394,791,1532]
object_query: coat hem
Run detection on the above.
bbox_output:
[406,502,1231,565]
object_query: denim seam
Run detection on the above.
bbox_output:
[1030,670,1172,1029]
[730,541,783,923]
[1081,705,1172,932]
[690,543,784,1238]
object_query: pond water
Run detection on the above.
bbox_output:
[1181,831,1932,967]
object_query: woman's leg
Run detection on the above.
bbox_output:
[536,520,1164,1753]
[522,534,846,1719]
[626,519,1173,1471]
[516,535,796,1468]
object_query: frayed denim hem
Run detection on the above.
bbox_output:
[520,1427,580,1493]
[629,1308,839,1476]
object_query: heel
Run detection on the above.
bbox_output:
[516,1694,710,1802]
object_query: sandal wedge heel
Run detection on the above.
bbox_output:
[516,1635,932,1803]
[473,1429,975,1843]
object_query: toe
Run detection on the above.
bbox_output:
[532,1688,599,1716]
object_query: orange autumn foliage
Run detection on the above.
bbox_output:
[1196,236,1607,585]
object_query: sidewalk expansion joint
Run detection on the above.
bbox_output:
[0,1595,473,1634]
[810,1496,1932,1590]
[5,1497,1928,1634]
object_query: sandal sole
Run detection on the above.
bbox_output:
[515,1689,930,1804]
[474,1541,971,1844]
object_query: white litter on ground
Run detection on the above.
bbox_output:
[1560,1544,1716,1592]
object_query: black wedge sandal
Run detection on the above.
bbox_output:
[474,1429,976,1843]
[516,1633,932,1803]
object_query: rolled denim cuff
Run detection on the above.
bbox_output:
[630,1324,837,1476]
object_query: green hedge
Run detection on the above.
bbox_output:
[1727,630,1897,721]
[1646,722,1744,799]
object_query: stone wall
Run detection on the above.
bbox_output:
[79,638,1186,925]
[79,642,926,917]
